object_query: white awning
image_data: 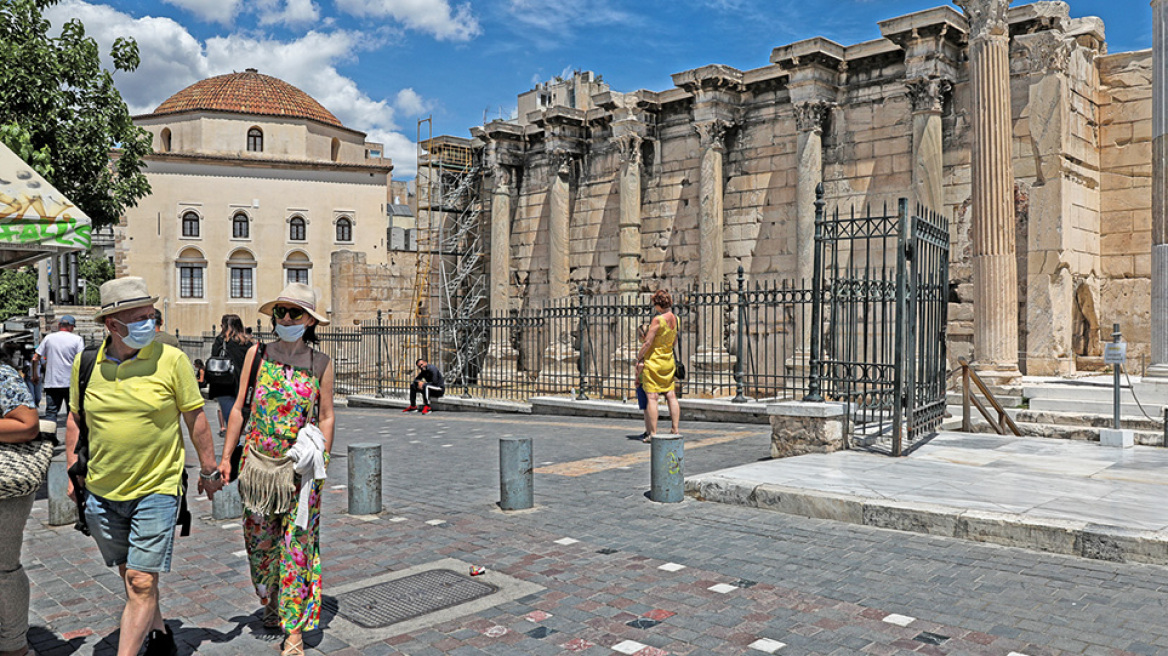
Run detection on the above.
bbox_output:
[0,142,92,269]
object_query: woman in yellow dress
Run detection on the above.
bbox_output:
[636,289,681,441]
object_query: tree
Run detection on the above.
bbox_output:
[77,250,113,305]
[0,267,37,322]
[0,0,152,229]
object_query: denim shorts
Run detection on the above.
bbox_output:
[84,492,180,573]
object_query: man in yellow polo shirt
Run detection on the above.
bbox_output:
[65,277,223,656]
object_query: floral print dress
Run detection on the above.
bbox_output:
[241,357,326,632]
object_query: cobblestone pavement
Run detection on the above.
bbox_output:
[20,407,1168,655]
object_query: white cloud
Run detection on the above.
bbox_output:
[256,0,321,27]
[44,0,420,175]
[335,0,480,41]
[160,0,244,25]
[393,88,429,117]
[506,0,630,34]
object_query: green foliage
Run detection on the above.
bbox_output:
[0,266,37,322]
[0,0,152,229]
[77,250,113,305]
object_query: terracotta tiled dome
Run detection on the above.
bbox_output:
[148,69,343,128]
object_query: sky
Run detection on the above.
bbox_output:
[45,0,1154,179]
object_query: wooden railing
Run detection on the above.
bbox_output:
[959,357,1022,436]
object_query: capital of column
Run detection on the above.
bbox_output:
[954,0,1011,42]
[905,77,953,114]
[793,101,833,134]
[614,133,644,165]
[694,119,733,150]
[549,148,574,178]
[490,163,513,193]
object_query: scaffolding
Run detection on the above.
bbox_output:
[413,118,488,380]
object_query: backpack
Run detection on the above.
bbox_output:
[204,339,236,386]
[69,342,192,536]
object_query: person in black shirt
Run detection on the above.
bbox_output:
[208,314,251,436]
[404,359,444,414]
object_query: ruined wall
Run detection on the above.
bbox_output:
[1098,50,1154,369]
[329,249,418,326]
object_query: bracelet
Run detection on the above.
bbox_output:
[199,469,222,482]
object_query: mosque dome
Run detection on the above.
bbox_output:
[146,68,343,128]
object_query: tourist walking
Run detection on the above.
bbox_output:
[218,283,334,656]
[65,277,223,656]
[207,315,250,437]
[637,289,681,441]
[404,358,444,414]
[32,315,84,427]
[0,356,47,656]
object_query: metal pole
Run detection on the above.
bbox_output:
[498,437,533,510]
[576,288,588,400]
[649,434,684,503]
[1113,323,1122,430]
[347,443,382,515]
[376,310,385,397]
[805,184,826,402]
[732,266,747,403]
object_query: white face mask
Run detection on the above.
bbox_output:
[274,323,306,342]
[117,318,156,350]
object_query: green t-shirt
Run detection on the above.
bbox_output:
[70,340,204,501]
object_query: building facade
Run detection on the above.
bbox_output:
[119,69,393,336]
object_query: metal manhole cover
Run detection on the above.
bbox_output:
[328,569,498,629]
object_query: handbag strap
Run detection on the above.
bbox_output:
[242,342,267,417]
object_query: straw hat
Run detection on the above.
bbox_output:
[258,283,330,325]
[93,277,159,320]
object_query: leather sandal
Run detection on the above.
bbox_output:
[262,597,280,629]
[280,635,304,656]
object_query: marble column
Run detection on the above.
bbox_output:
[906,77,951,212]
[617,134,644,294]
[548,151,572,301]
[691,119,734,395]
[793,102,830,288]
[484,164,518,385]
[1149,0,1168,377]
[957,0,1021,385]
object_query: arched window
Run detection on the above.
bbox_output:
[284,250,312,286]
[176,247,206,299]
[335,217,352,243]
[181,211,200,238]
[160,128,172,153]
[232,212,250,239]
[247,127,263,152]
[330,137,341,162]
[289,216,306,241]
[227,249,256,299]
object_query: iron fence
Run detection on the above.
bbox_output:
[174,275,818,404]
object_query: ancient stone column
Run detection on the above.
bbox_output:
[617,134,644,294]
[690,119,734,394]
[484,164,518,385]
[956,0,1021,385]
[1149,0,1168,378]
[794,102,830,288]
[906,77,950,212]
[548,150,572,301]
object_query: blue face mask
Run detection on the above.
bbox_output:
[274,323,306,342]
[119,318,156,350]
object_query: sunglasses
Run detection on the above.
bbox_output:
[272,306,306,320]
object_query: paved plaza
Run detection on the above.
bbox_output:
[20,407,1168,655]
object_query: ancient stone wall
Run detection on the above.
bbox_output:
[329,249,418,326]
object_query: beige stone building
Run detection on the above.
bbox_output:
[118,69,393,335]
[470,1,1154,378]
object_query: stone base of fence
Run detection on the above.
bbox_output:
[768,401,848,458]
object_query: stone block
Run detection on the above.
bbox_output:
[956,510,1081,555]
[1099,428,1134,448]
[768,401,847,458]
[693,477,757,507]
[752,484,864,524]
[861,500,958,537]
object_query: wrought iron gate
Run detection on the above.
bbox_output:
[805,186,950,456]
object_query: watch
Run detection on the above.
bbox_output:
[199,469,222,482]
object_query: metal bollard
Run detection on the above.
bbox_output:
[348,443,382,515]
[212,481,242,520]
[650,434,684,503]
[498,437,533,510]
[47,458,76,526]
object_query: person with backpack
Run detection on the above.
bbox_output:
[64,277,223,656]
[206,315,249,437]
[217,283,335,656]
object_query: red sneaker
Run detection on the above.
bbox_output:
[420,405,432,415]
[403,406,417,412]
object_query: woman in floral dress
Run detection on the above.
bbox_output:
[219,284,335,656]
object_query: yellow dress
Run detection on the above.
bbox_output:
[642,315,677,394]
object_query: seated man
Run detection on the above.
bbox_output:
[404,358,444,415]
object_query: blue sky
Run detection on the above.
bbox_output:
[48,0,1153,178]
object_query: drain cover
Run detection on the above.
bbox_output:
[330,569,498,628]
